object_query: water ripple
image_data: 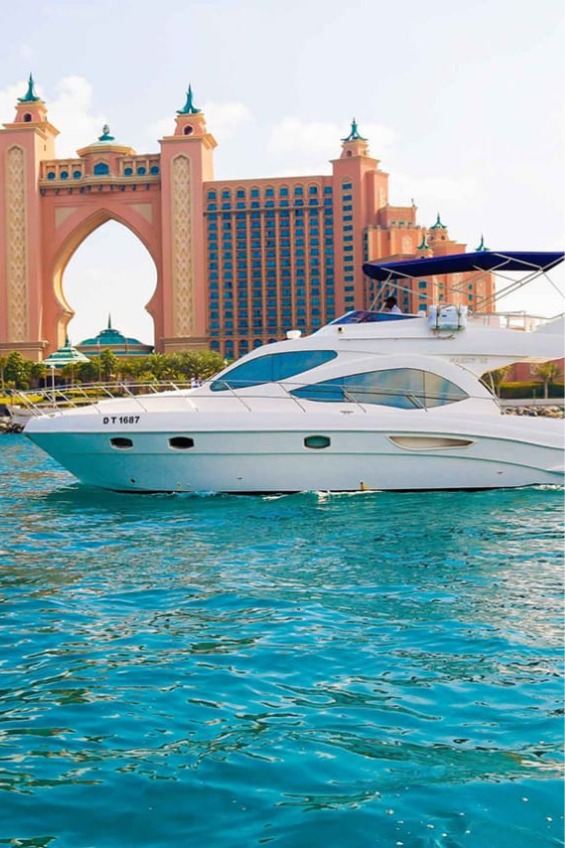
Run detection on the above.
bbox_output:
[0,437,563,847]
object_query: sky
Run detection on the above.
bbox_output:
[1,0,564,344]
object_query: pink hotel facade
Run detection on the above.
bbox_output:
[0,78,493,362]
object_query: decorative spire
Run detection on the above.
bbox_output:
[18,73,41,103]
[430,212,446,230]
[341,117,367,143]
[416,233,428,250]
[476,234,489,252]
[98,125,115,142]
[107,313,112,330]
[177,84,201,115]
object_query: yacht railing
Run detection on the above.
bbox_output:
[6,381,197,417]
[467,311,551,331]
[6,378,497,421]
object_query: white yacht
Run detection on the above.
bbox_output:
[26,250,564,493]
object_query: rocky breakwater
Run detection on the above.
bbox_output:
[502,405,564,418]
[0,404,25,433]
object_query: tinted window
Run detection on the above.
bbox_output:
[210,350,338,392]
[291,369,468,409]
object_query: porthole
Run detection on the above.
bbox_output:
[169,436,195,450]
[110,437,133,449]
[304,435,331,450]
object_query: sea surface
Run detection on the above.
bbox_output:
[0,435,563,848]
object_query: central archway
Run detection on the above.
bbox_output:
[43,204,164,351]
[62,220,157,347]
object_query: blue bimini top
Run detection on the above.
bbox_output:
[362,250,565,281]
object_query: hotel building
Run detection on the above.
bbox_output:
[0,79,493,362]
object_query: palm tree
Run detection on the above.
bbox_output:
[484,366,510,398]
[533,361,563,399]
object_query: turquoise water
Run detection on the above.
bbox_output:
[1,435,563,848]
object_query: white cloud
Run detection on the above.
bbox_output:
[203,101,252,140]
[0,76,107,158]
[47,76,107,158]
[391,172,478,213]
[267,118,397,174]
[148,100,252,148]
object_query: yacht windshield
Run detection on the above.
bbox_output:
[210,350,338,392]
[330,310,416,325]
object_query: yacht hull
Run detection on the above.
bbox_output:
[26,411,564,493]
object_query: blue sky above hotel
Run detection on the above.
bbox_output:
[1,0,563,342]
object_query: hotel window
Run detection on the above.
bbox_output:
[294,186,304,195]
[280,187,289,196]
[308,185,318,194]
[343,205,352,212]
[222,189,231,198]
[207,190,217,200]
[251,201,260,208]
[323,186,333,194]
[251,188,260,197]
[343,215,353,222]
[266,187,274,197]
[342,182,352,190]
[323,198,333,206]
[342,194,352,202]
[236,189,245,198]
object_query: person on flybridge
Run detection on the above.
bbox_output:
[382,296,401,314]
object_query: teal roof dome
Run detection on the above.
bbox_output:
[78,317,153,357]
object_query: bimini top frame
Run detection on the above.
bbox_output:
[363,250,565,312]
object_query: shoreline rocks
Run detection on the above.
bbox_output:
[502,405,564,418]
[0,416,24,434]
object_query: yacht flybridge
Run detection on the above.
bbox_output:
[26,251,564,493]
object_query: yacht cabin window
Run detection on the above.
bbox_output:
[290,368,468,409]
[210,350,338,391]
